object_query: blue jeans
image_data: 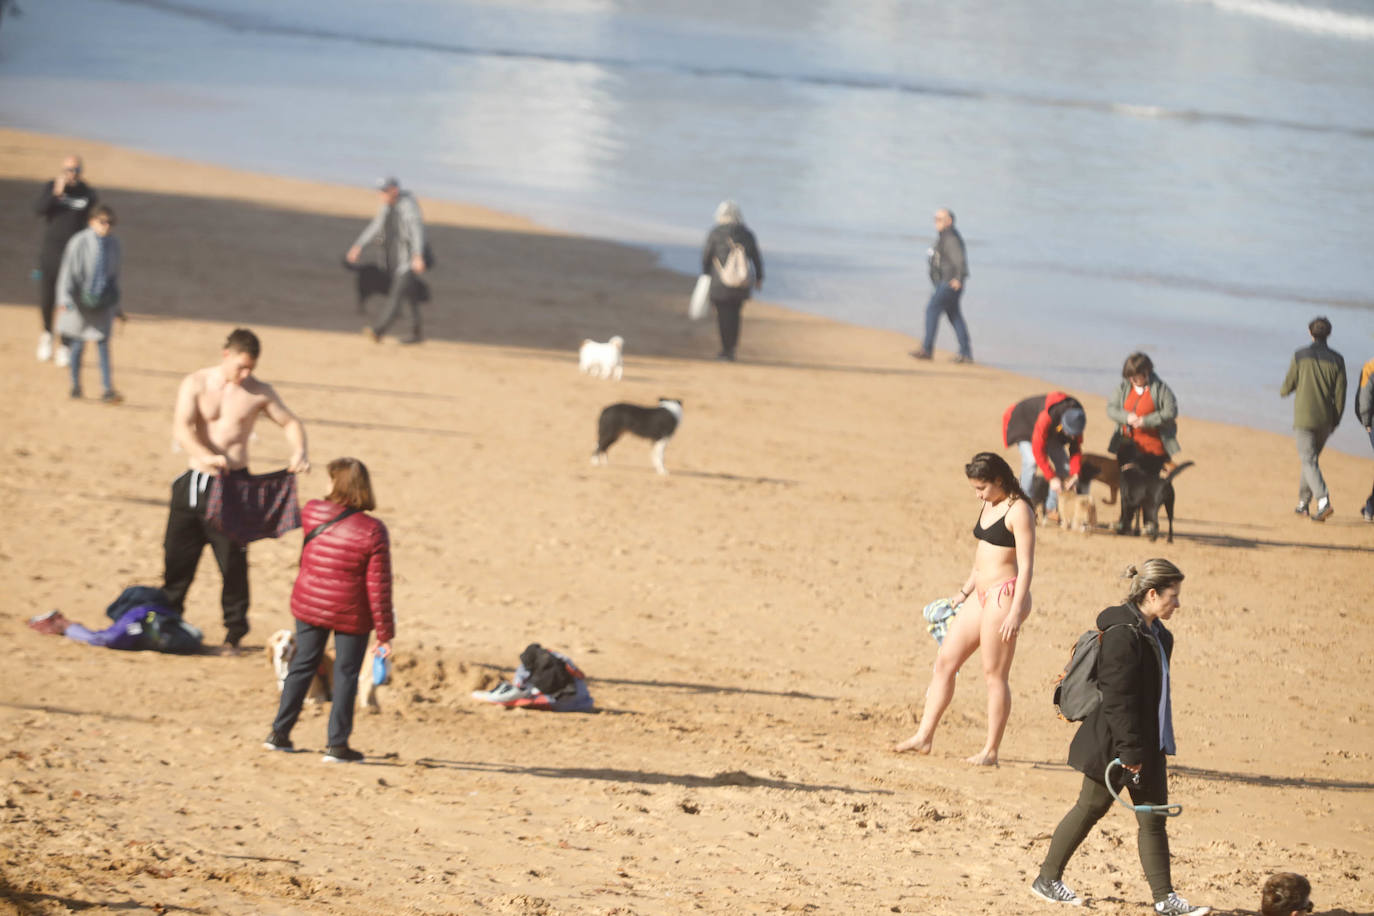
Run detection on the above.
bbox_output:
[67,336,112,394]
[922,282,971,358]
[1019,440,1070,511]
[271,621,370,748]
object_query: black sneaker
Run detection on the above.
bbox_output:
[1030,875,1083,906]
[322,745,364,763]
[1293,502,1309,517]
[69,386,82,399]
[262,732,293,752]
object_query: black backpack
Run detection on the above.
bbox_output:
[519,643,576,698]
[104,585,203,654]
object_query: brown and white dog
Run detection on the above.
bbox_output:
[267,629,381,712]
[1058,490,1098,533]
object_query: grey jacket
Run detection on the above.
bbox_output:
[54,228,122,342]
[1105,373,1181,456]
[353,191,426,275]
[927,226,967,287]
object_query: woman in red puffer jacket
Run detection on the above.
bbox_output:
[265,457,393,763]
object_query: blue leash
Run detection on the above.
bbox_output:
[1105,758,1183,817]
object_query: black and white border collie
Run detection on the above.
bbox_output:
[592,398,683,475]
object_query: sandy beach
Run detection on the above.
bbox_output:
[1,128,1371,916]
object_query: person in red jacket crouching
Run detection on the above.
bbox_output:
[265,457,394,763]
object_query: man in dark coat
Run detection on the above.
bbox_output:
[911,208,971,363]
[33,154,98,365]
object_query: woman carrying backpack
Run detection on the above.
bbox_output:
[699,199,763,362]
[264,457,394,763]
[895,451,1036,765]
[1030,559,1210,916]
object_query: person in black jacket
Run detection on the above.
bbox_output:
[911,208,971,363]
[699,200,763,362]
[33,154,99,366]
[1031,559,1211,916]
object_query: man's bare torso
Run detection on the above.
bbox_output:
[185,366,274,471]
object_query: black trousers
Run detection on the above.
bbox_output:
[712,296,745,356]
[1039,758,1173,902]
[162,471,250,645]
[37,251,62,333]
[271,622,370,749]
[372,269,421,340]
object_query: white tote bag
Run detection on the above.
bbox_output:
[688,274,711,320]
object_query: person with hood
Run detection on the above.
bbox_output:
[1280,317,1346,521]
[1003,391,1086,524]
[1030,559,1210,916]
[348,177,428,345]
[1107,352,1181,477]
[699,199,763,361]
[55,205,125,402]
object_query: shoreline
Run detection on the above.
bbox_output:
[3,126,1373,914]
[3,127,1368,459]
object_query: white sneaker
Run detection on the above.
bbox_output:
[1154,892,1210,915]
[54,344,70,368]
[36,332,53,362]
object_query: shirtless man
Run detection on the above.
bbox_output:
[162,329,309,651]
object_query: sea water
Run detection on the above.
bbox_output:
[2,0,1371,454]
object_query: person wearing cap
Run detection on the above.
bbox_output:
[1002,391,1086,523]
[346,177,428,345]
[1260,873,1313,916]
[1280,316,1345,522]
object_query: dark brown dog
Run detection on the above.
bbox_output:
[1078,452,1119,504]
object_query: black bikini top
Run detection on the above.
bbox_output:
[974,506,1017,548]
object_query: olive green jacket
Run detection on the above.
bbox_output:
[1280,342,1346,431]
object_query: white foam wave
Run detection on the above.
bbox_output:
[1181,0,1374,40]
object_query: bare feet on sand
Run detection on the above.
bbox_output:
[964,750,998,766]
[893,734,932,754]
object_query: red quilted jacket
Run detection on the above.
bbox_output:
[291,499,394,642]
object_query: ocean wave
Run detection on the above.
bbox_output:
[107,0,1374,141]
[1176,0,1374,41]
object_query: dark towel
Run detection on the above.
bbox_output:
[205,468,301,545]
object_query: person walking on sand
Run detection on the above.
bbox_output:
[1106,352,1182,477]
[54,205,125,402]
[265,458,393,763]
[895,452,1035,766]
[1003,391,1087,524]
[33,153,98,367]
[347,176,428,345]
[1030,559,1210,916]
[910,208,971,363]
[700,199,764,362]
[1355,353,1374,522]
[162,328,310,652]
[1280,316,1345,521]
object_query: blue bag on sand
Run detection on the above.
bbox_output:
[922,598,958,646]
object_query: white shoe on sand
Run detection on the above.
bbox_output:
[54,343,70,368]
[37,332,53,362]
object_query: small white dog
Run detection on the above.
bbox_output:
[267,628,380,712]
[579,336,624,381]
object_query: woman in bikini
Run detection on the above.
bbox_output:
[895,451,1036,765]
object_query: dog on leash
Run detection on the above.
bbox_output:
[341,260,430,313]
[592,398,682,475]
[579,336,624,380]
[267,628,381,711]
[1115,444,1195,543]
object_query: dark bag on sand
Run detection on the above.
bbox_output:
[1053,623,1137,722]
[106,586,172,622]
[519,643,576,698]
[104,585,203,654]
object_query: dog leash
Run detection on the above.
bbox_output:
[1105,758,1183,817]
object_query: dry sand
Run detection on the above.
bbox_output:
[1,128,1371,916]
